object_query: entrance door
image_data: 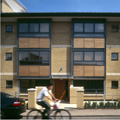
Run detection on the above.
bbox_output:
[55,80,68,100]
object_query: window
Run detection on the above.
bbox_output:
[40,52,49,61]
[112,81,118,89]
[74,23,83,32]
[30,23,39,32]
[30,52,39,60]
[74,52,83,61]
[19,23,28,32]
[20,80,30,93]
[35,80,50,86]
[85,23,94,32]
[6,81,13,88]
[19,52,29,60]
[6,25,13,32]
[111,25,119,32]
[6,53,12,60]
[95,23,104,32]
[84,52,93,61]
[111,53,118,60]
[40,23,49,32]
[95,52,104,61]
[73,80,104,94]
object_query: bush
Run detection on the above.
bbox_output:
[92,102,97,108]
[113,101,117,108]
[109,102,114,108]
[99,102,104,108]
[117,101,120,108]
[105,101,110,108]
[84,101,91,109]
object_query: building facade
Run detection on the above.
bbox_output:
[1,13,120,101]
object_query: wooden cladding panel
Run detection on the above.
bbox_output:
[40,66,49,76]
[29,38,39,48]
[84,66,94,76]
[19,66,29,76]
[40,38,49,48]
[74,38,84,48]
[74,66,83,76]
[95,38,104,48]
[29,66,39,76]
[84,38,94,48]
[95,66,104,76]
[19,37,50,48]
[19,38,29,48]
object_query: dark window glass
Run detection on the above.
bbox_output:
[19,23,28,32]
[111,25,119,32]
[20,80,29,93]
[84,80,93,89]
[95,52,104,61]
[30,52,39,60]
[19,52,29,60]
[94,80,103,89]
[73,80,83,86]
[6,25,13,32]
[112,81,118,89]
[30,23,39,32]
[85,23,94,32]
[40,23,49,32]
[40,52,49,61]
[6,53,12,60]
[74,52,83,61]
[74,34,104,37]
[74,23,83,32]
[19,33,49,37]
[95,23,104,32]
[35,80,50,86]
[84,52,93,61]
[112,53,118,60]
[6,81,13,88]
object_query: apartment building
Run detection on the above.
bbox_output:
[1,12,120,101]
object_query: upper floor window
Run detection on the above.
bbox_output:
[30,23,39,32]
[95,23,104,32]
[6,25,13,32]
[6,53,12,60]
[19,23,28,32]
[111,25,119,32]
[40,23,49,32]
[19,51,49,65]
[111,53,118,60]
[85,23,94,32]
[74,51,104,66]
[74,23,83,32]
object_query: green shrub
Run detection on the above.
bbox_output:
[92,102,97,108]
[84,102,88,109]
[109,102,114,108]
[84,101,91,109]
[87,101,91,108]
[105,101,110,108]
[99,102,104,108]
[117,101,120,108]
[113,102,117,108]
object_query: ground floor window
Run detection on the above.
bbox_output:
[6,80,13,88]
[111,81,118,89]
[73,80,104,94]
[20,79,50,93]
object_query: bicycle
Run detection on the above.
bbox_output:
[27,100,71,119]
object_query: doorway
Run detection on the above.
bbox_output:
[55,80,69,100]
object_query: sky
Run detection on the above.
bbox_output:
[18,0,120,12]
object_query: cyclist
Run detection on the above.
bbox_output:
[37,83,58,119]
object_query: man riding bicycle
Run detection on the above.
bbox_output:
[37,83,58,119]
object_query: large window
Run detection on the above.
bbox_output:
[73,80,104,94]
[74,51,104,65]
[40,23,49,32]
[74,22,105,37]
[19,51,49,65]
[30,23,39,32]
[19,23,28,32]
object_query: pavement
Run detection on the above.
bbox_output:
[21,101,120,116]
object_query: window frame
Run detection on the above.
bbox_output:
[6,80,13,88]
[6,53,12,61]
[6,25,13,33]
[111,53,118,61]
[111,81,118,89]
[111,24,119,32]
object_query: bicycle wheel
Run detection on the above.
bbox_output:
[54,109,71,120]
[27,109,42,119]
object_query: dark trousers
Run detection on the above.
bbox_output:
[37,100,51,118]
